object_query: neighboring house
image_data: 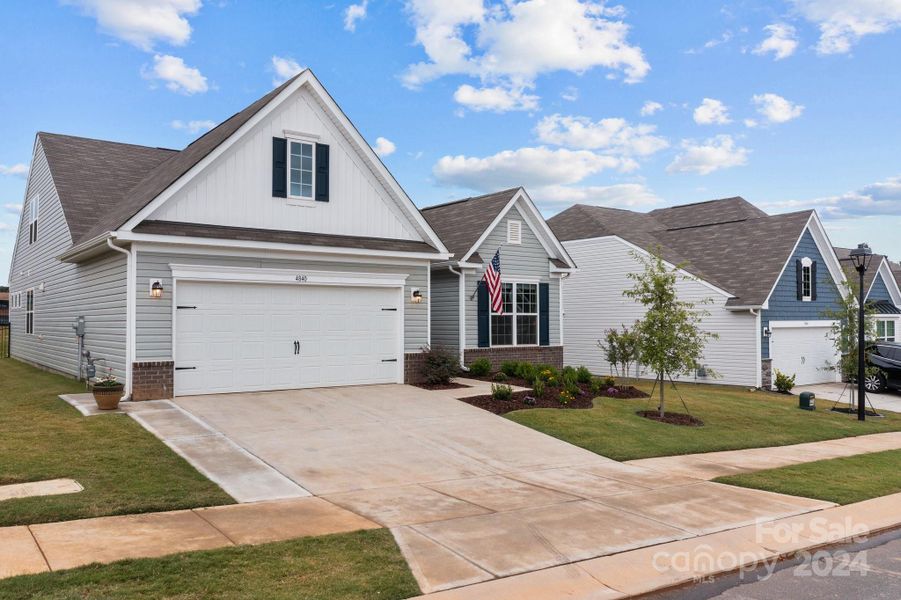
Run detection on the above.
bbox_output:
[0,288,8,325]
[7,70,450,400]
[835,248,901,343]
[548,197,847,389]
[422,188,576,369]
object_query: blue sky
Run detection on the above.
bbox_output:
[2,0,901,285]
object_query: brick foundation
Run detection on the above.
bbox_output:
[761,358,773,390]
[464,346,564,371]
[131,361,174,400]
[404,352,429,384]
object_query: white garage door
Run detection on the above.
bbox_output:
[175,281,401,396]
[770,322,841,386]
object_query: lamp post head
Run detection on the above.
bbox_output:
[849,243,873,273]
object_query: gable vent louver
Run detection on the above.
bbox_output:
[507,220,522,245]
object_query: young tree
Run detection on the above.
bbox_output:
[822,281,877,383]
[598,326,639,384]
[625,249,717,417]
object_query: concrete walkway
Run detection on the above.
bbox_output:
[627,431,901,480]
[0,496,378,579]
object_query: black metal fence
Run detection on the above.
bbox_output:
[0,324,9,359]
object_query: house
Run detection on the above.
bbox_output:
[548,197,848,389]
[6,70,451,400]
[421,188,576,370]
[0,288,8,325]
[835,248,901,343]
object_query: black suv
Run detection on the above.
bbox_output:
[865,342,901,393]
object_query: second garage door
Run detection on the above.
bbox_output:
[175,281,401,396]
[769,322,841,386]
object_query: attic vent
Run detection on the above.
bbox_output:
[507,220,522,245]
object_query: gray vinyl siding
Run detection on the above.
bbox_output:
[868,272,894,304]
[135,252,430,360]
[463,206,561,349]
[7,140,127,380]
[430,268,460,350]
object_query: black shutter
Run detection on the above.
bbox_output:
[477,281,489,348]
[539,283,550,346]
[795,259,803,301]
[315,143,330,202]
[272,137,287,198]
[811,261,818,301]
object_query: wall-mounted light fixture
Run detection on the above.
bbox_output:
[762,326,771,338]
[150,279,164,299]
[411,288,423,304]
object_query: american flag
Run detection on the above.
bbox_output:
[484,249,503,314]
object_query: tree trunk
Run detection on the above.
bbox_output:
[658,371,665,418]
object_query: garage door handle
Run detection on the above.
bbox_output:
[176,305,197,310]
[175,366,196,371]
[294,341,300,355]
[382,358,397,363]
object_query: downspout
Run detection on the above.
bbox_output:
[448,265,468,371]
[749,308,762,389]
[107,238,133,400]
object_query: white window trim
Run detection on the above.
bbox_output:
[507,219,522,245]
[801,256,813,302]
[29,194,39,245]
[876,318,897,342]
[25,288,34,335]
[285,134,316,205]
[490,281,539,347]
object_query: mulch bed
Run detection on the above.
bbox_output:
[460,390,594,415]
[597,386,647,399]
[413,381,472,391]
[636,410,705,427]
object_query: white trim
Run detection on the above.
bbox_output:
[866,258,901,307]
[168,264,409,288]
[285,136,316,203]
[875,317,897,342]
[489,281,539,347]
[753,309,762,389]
[769,320,839,329]
[426,265,431,347]
[800,257,813,302]
[559,274,566,346]
[283,129,320,140]
[28,193,39,245]
[24,288,34,335]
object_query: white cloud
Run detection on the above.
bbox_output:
[0,222,10,231]
[535,114,668,156]
[0,164,29,177]
[791,0,901,54]
[453,84,539,112]
[170,119,216,134]
[4,203,22,214]
[344,0,369,32]
[753,23,798,60]
[640,100,663,116]
[667,135,750,175]
[144,54,208,94]
[271,55,304,86]
[433,146,634,191]
[762,175,901,218]
[693,98,731,125]
[65,0,202,51]
[535,183,662,209]
[561,86,579,102]
[402,0,649,99]
[373,137,397,157]
[752,93,804,124]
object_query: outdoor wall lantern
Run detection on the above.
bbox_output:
[411,288,423,304]
[149,279,164,299]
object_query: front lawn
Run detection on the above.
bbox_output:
[0,358,233,526]
[506,381,901,461]
[0,528,419,600]
[715,449,901,505]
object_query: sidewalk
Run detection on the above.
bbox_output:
[626,431,901,480]
[412,492,901,599]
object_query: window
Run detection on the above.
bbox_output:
[288,140,314,199]
[507,220,522,244]
[877,319,896,342]
[490,282,538,346]
[25,289,34,334]
[800,257,812,301]
[28,195,39,244]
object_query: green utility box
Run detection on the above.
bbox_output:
[799,392,816,411]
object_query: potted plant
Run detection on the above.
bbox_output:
[91,368,125,410]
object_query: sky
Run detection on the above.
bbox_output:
[2,0,901,285]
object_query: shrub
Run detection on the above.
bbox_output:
[558,390,575,405]
[491,383,514,401]
[546,375,559,388]
[532,378,546,397]
[589,377,605,396]
[575,366,592,384]
[563,377,580,397]
[602,376,616,388]
[774,370,796,393]
[420,345,459,385]
[468,358,491,377]
[537,367,558,382]
[562,366,576,380]
[516,362,537,382]
[501,361,520,377]
[493,372,508,382]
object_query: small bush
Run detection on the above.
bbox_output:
[575,366,592,384]
[558,390,575,405]
[468,358,491,377]
[491,383,514,401]
[562,366,576,380]
[493,372,508,382]
[774,370,796,393]
[516,362,537,382]
[501,361,520,377]
[589,377,605,395]
[562,377,580,397]
[420,345,459,385]
[537,367,557,382]
[602,376,616,388]
[532,378,546,397]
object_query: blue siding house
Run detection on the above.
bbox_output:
[836,249,901,344]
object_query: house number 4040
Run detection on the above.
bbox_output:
[295,275,308,282]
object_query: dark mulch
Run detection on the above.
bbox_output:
[636,410,705,427]
[412,381,472,391]
[597,386,647,399]
[460,390,594,415]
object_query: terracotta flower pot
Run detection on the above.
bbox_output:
[92,384,125,410]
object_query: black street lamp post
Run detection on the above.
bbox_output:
[849,243,874,422]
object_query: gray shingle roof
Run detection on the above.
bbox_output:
[834,247,886,294]
[420,188,520,259]
[892,262,901,290]
[548,198,815,307]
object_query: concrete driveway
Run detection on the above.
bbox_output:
[796,382,901,414]
[155,384,834,593]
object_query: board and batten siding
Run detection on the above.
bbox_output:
[562,236,759,387]
[430,268,460,350]
[462,205,561,348]
[135,251,429,360]
[148,86,422,243]
[761,229,842,359]
[7,140,127,380]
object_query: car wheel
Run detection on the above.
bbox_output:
[864,372,887,393]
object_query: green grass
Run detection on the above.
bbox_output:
[0,529,420,600]
[715,449,901,505]
[0,358,234,526]
[506,381,901,461]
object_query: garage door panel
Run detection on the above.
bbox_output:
[770,323,840,386]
